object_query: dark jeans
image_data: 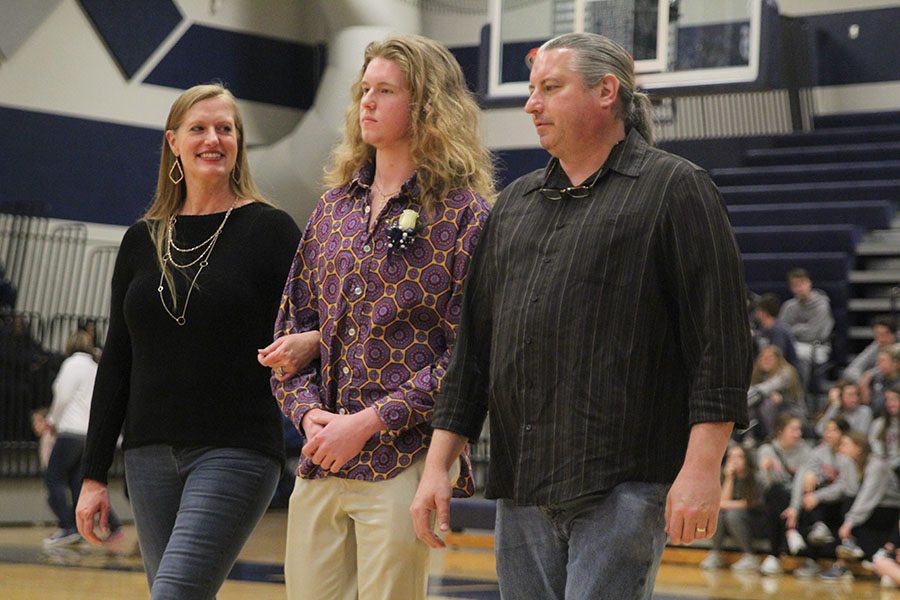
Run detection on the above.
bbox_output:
[124,445,280,600]
[711,507,766,554]
[45,433,121,532]
[494,481,669,600]
[841,496,900,559]
[764,484,791,556]
[799,499,843,559]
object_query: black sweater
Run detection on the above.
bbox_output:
[83,203,301,483]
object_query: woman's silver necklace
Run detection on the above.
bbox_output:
[158,200,237,326]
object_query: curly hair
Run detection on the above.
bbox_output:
[324,34,495,213]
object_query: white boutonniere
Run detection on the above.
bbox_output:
[387,209,423,258]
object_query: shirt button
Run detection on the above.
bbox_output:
[354,287,362,296]
[524,337,532,345]
[348,328,356,336]
[339,408,347,415]
[556,223,565,229]
[364,205,371,214]
[363,244,371,252]
[524,424,533,432]
[342,366,350,374]
[530,295,538,303]
[542,257,551,264]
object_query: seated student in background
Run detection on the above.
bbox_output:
[859,344,900,417]
[778,268,834,388]
[747,345,806,440]
[843,315,898,383]
[873,522,900,589]
[699,445,766,572]
[871,384,900,476]
[753,293,799,371]
[818,431,900,580]
[757,414,813,575]
[780,418,851,577]
[817,382,873,438]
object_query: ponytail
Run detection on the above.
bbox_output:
[627,90,653,145]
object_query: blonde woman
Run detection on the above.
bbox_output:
[271,34,494,600]
[76,84,304,599]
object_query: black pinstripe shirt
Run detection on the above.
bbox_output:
[432,129,752,505]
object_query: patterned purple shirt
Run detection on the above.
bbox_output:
[273,163,490,495]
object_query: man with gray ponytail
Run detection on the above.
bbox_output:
[412,31,751,598]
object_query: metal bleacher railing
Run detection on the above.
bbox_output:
[0,202,120,477]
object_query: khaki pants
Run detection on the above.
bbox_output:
[285,458,455,600]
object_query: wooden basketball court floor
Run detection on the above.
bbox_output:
[0,511,894,599]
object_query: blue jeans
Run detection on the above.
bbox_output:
[124,445,280,600]
[45,433,121,532]
[495,481,669,600]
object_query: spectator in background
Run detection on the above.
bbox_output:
[0,261,16,309]
[843,315,897,383]
[30,408,55,471]
[699,445,765,572]
[747,345,805,441]
[779,268,834,388]
[758,414,812,575]
[754,292,798,370]
[859,344,900,417]
[870,383,900,476]
[817,382,873,437]
[43,330,123,547]
[780,417,851,577]
[818,431,900,580]
[873,529,900,588]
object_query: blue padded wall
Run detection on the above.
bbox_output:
[0,107,160,226]
[78,0,182,79]
[144,25,324,109]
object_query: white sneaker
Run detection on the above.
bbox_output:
[873,547,891,561]
[793,558,820,578]
[760,554,783,575]
[42,528,81,547]
[882,575,898,588]
[730,553,760,572]
[700,551,724,570]
[835,538,865,561]
[786,529,807,555]
[807,521,835,545]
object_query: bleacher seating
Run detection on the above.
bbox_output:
[744,142,900,166]
[733,225,860,254]
[713,161,900,186]
[720,180,900,204]
[693,111,900,372]
[728,200,894,230]
[742,252,851,283]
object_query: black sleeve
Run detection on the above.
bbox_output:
[659,167,752,428]
[82,223,144,484]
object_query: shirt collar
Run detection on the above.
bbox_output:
[348,161,420,202]
[525,127,648,194]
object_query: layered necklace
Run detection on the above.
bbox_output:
[158,199,237,325]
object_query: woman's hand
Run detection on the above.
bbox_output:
[75,479,112,545]
[258,331,321,381]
